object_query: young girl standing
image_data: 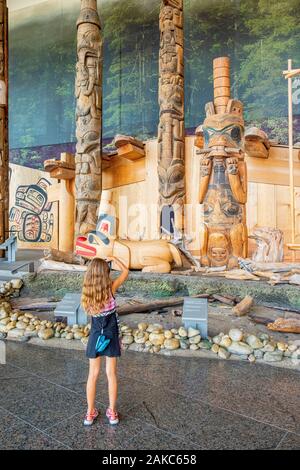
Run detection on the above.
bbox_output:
[81,256,129,426]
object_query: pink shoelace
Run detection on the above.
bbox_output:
[86,409,98,420]
[106,408,119,420]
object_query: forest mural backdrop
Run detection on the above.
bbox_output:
[9,0,300,168]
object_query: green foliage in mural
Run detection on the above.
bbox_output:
[101,0,159,140]
[185,0,300,142]
[9,4,77,150]
[8,0,300,166]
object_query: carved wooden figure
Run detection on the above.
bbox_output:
[0,0,8,253]
[250,226,284,263]
[76,235,183,274]
[158,0,185,234]
[245,127,270,159]
[75,191,183,273]
[75,0,102,237]
[195,57,248,269]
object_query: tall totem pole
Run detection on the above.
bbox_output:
[158,0,185,235]
[195,57,248,269]
[0,0,8,251]
[75,0,102,237]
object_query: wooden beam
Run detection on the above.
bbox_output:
[287,244,300,251]
[117,143,145,161]
[102,158,145,189]
[287,60,296,258]
[283,68,300,79]
[49,167,75,180]
[44,159,75,173]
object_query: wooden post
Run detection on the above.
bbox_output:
[288,59,296,258]
[158,0,185,235]
[283,62,300,256]
[0,0,8,255]
[75,0,102,237]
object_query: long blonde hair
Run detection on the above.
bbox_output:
[81,258,112,315]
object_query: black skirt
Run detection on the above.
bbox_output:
[86,312,121,359]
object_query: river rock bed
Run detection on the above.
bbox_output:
[1,298,300,366]
[0,278,23,298]
[119,323,300,364]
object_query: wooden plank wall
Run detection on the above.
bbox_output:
[246,182,300,260]
[102,139,160,241]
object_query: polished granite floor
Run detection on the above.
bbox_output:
[0,341,299,450]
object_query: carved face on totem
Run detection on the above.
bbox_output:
[200,102,245,226]
[207,233,229,267]
[159,75,183,115]
[203,186,242,225]
[203,104,245,157]
[76,30,101,93]
[78,30,101,56]
[158,160,185,206]
[161,6,173,21]
[160,5,173,21]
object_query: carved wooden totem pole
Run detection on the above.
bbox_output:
[195,57,248,268]
[0,0,8,251]
[158,0,185,234]
[75,0,102,237]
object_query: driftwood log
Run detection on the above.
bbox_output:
[232,295,254,316]
[117,294,210,316]
[250,226,284,263]
[267,317,300,333]
[248,315,274,325]
[43,249,82,265]
[12,302,59,312]
[289,274,300,286]
[258,303,300,315]
[248,262,300,272]
[212,294,235,306]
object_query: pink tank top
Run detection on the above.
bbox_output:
[92,295,117,318]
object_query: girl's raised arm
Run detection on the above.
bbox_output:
[108,256,129,294]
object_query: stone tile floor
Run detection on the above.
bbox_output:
[0,341,299,450]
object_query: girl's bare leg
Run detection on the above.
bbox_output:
[106,357,118,411]
[86,357,101,413]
